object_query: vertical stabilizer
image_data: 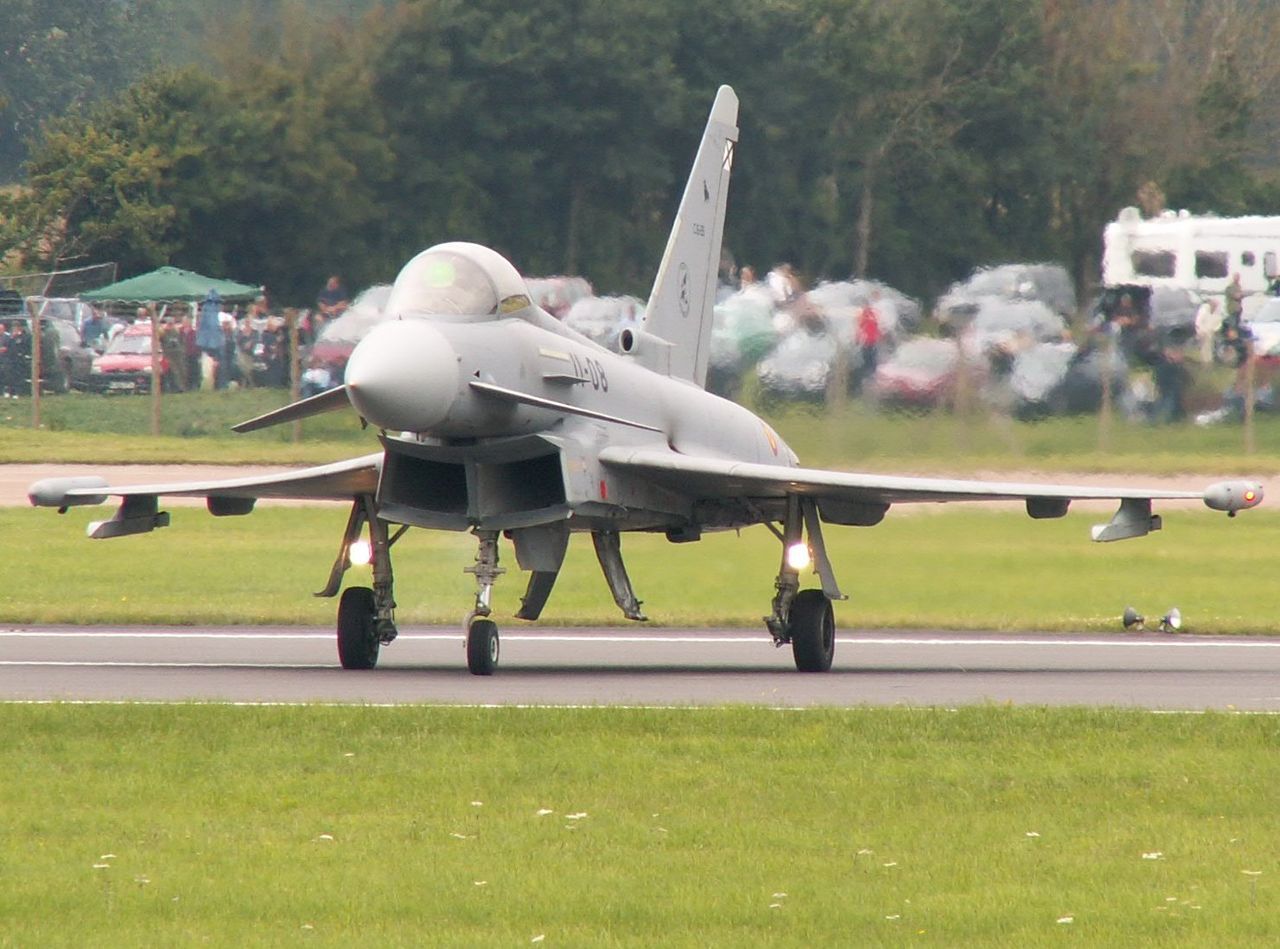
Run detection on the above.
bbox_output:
[640,85,738,386]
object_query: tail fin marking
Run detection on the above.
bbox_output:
[640,85,738,386]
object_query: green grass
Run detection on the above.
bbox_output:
[1,705,1276,946]
[766,399,1280,475]
[0,389,376,463]
[6,504,1278,632]
[1,388,1278,472]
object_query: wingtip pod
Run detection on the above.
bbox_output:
[1203,480,1264,514]
[28,477,109,508]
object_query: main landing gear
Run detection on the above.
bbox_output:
[764,495,845,672]
[322,495,843,675]
[323,496,404,670]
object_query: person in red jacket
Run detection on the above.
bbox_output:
[855,293,883,390]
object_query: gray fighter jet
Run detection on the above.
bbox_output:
[29,86,1263,674]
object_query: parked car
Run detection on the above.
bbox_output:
[939,263,1077,319]
[87,323,170,393]
[867,337,984,410]
[755,315,839,407]
[45,320,96,391]
[1242,297,1280,357]
[972,298,1068,353]
[1001,341,1127,420]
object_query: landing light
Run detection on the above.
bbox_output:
[349,539,372,566]
[1122,607,1145,631]
[1159,608,1182,633]
[786,542,811,571]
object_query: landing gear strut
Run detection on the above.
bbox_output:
[464,530,505,675]
[763,495,845,672]
[323,496,404,670]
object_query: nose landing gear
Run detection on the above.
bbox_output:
[464,531,505,675]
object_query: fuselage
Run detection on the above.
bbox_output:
[344,308,797,536]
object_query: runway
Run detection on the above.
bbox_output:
[2,626,1279,710]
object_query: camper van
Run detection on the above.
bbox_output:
[1102,206,1280,316]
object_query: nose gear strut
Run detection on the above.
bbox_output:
[463,530,505,675]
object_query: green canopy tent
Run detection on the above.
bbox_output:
[75,267,263,436]
[79,266,261,304]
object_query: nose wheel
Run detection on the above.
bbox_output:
[466,618,500,675]
[463,530,505,675]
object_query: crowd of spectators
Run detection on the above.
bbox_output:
[0,275,352,396]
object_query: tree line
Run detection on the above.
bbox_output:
[3,0,1280,306]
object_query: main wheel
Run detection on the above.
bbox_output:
[790,589,835,672]
[466,618,500,676]
[337,586,379,670]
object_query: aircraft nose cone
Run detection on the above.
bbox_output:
[345,320,459,432]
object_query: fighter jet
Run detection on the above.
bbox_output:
[29,86,1263,674]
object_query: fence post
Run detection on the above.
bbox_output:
[289,309,301,443]
[29,304,41,430]
[1097,328,1115,453]
[150,305,163,437]
[1243,343,1256,456]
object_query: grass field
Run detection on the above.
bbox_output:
[1,705,1276,946]
[5,504,1278,632]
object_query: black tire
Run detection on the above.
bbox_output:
[790,589,835,672]
[466,618,500,676]
[337,586,379,670]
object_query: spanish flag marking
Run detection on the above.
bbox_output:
[763,423,779,456]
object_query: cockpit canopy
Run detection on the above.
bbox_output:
[385,242,532,322]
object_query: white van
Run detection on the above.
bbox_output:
[1102,206,1280,316]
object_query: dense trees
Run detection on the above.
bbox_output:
[5,0,1280,305]
[0,0,174,181]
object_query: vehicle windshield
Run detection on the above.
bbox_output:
[106,332,151,356]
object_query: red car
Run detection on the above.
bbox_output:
[88,323,171,393]
[868,337,984,410]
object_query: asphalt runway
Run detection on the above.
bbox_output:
[2,625,1279,710]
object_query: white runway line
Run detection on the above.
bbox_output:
[3,630,1280,648]
[1,699,1277,715]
